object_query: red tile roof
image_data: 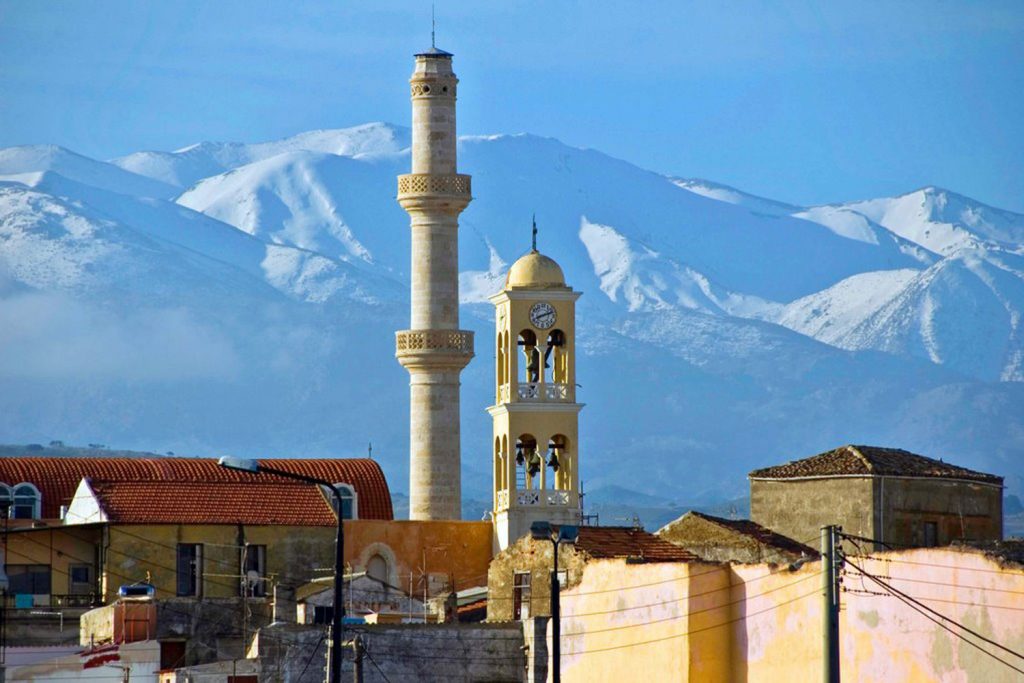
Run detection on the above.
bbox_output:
[0,456,392,520]
[88,480,340,526]
[748,445,1001,485]
[575,526,699,563]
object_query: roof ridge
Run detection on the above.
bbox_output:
[846,444,874,473]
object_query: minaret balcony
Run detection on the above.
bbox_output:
[397,173,471,198]
[395,329,474,370]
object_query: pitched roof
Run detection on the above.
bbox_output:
[748,445,1001,485]
[574,526,699,563]
[88,480,340,526]
[0,456,393,520]
[679,511,817,557]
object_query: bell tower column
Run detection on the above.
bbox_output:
[396,47,474,520]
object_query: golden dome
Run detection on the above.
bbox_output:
[505,250,566,289]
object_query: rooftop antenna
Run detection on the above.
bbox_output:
[531,214,538,251]
[431,4,436,48]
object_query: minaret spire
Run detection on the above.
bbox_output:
[532,214,538,252]
[431,4,436,48]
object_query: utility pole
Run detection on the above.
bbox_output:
[821,525,842,683]
[351,635,364,683]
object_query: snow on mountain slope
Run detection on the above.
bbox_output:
[177,151,380,265]
[671,178,799,216]
[673,177,935,265]
[836,187,1024,256]
[768,252,1024,381]
[0,145,177,199]
[766,269,921,344]
[113,123,410,189]
[577,217,777,317]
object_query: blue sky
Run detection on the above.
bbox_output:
[1,1,1022,210]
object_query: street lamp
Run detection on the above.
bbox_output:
[218,456,346,683]
[530,520,578,683]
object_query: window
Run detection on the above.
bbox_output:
[176,544,203,597]
[8,564,51,596]
[12,483,40,519]
[0,484,11,516]
[367,554,389,584]
[242,545,267,598]
[327,484,358,520]
[313,605,334,625]
[513,571,532,620]
[924,522,939,548]
[68,564,93,595]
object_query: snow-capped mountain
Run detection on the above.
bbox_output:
[2,123,1022,506]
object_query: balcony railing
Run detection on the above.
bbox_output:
[500,382,571,403]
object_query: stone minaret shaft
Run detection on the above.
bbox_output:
[395,48,473,520]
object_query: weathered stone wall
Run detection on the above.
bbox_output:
[487,534,589,622]
[873,477,1002,547]
[750,477,875,547]
[255,622,526,683]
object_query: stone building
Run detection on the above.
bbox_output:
[657,510,816,565]
[486,525,696,622]
[749,444,1003,549]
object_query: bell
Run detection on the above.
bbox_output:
[515,445,524,466]
[527,449,542,476]
[548,451,560,472]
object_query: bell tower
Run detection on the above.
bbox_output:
[489,242,583,550]
[395,46,474,520]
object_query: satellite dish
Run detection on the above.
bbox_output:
[245,570,261,588]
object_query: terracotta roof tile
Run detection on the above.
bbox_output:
[0,456,392,520]
[89,480,339,526]
[575,526,698,563]
[748,445,1001,485]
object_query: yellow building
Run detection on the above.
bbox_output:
[489,244,584,550]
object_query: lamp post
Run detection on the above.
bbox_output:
[218,457,346,683]
[530,521,578,683]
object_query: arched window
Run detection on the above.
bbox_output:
[517,330,539,384]
[515,435,540,490]
[13,483,40,519]
[501,435,509,490]
[326,483,358,520]
[546,330,567,384]
[0,484,12,517]
[367,554,389,584]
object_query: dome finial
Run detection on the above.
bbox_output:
[532,213,538,252]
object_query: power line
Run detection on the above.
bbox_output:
[559,570,821,636]
[845,558,1024,670]
[563,585,821,656]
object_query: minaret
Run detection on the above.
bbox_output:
[489,241,583,550]
[395,45,474,520]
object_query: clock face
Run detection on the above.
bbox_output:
[529,302,557,330]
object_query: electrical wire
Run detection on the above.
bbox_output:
[563,584,821,656]
[845,558,1024,668]
[296,629,328,681]
[364,647,395,683]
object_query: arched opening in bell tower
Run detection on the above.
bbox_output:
[515,434,540,490]
[517,330,539,385]
[545,330,567,385]
[547,434,570,490]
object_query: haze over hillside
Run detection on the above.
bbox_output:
[2,122,1022,509]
